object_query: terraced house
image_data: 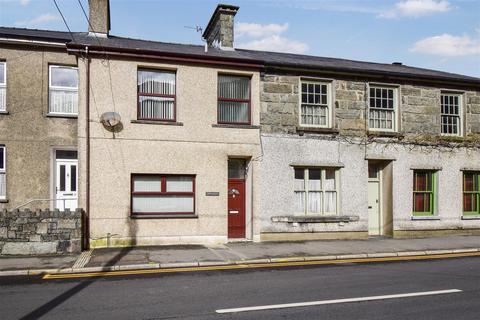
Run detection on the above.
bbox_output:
[1,1,479,249]
[0,28,79,212]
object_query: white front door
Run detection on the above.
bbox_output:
[368,181,381,235]
[55,160,78,210]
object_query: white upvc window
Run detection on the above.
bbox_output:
[0,146,6,199]
[441,93,462,136]
[0,62,6,112]
[369,86,398,131]
[300,80,332,127]
[49,65,78,115]
[294,167,338,215]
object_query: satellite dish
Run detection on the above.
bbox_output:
[100,112,122,132]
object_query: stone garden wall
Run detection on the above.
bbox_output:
[0,208,83,255]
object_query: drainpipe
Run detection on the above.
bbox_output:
[85,46,91,250]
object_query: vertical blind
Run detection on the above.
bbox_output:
[218,75,250,124]
[131,175,194,214]
[138,70,175,120]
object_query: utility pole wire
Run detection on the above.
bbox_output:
[53,0,77,42]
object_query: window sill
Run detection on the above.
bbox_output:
[411,216,440,220]
[367,131,404,138]
[212,124,260,129]
[0,198,8,203]
[46,113,78,119]
[131,214,197,219]
[296,126,339,135]
[131,120,183,126]
[462,215,480,220]
[0,111,8,115]
[272,215,359,223]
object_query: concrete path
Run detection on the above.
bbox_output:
[84,236,480,268]
[1,235,480,275]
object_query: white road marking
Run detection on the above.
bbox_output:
[216,289,462,314]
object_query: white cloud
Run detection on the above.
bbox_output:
[235,22,309,54]
[19,0,30,5]
[0,0,30,5]
[410,33,480,56]
[15,13,60,27]
[236,22,289,39]
[379,0,451,18]
[237,35,309,54]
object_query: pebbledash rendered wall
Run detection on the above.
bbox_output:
[259,73,480,240]
[0,208,83,255]
[76,58,262,247]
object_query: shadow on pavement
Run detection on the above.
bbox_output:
[20,219,138,320]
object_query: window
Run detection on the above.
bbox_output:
[137,69,176,121]
[369,86,397,131]
[49,65,78,115]
[218,75,250,124]
[463,172,479,215]
[0,62,5,112]
[294,168,338,215]
[413,171,436,215]
[300,81,331,127]
[441,93,462,136]
[131,174,195,216]
[0,146,5,199]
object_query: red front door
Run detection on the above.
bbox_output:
[228,179,246,238]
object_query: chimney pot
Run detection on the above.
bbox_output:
[203,4,239,50]
[88,0,111,37]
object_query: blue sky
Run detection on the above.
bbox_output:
[1,0,479,77]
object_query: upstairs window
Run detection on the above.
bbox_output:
[49,65,78,115]
[441,93,462,136]
[300,81,331,127]
[413,170,436,216]
[463,172,479,215]
[369,86,397,131]
[0,62,5,112]
[0,146,5,199]
[131,174,195,216]
[294,168,338,215]
[218,75,251,124]
[137,69,176,121]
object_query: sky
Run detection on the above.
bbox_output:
[1,0,479,77]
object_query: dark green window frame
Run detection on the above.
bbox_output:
[412,170,436,216]
[463,172,480,216]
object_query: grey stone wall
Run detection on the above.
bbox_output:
[0,208,83,255]
[260,73,480,139]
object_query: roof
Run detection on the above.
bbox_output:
[1,26,479,85]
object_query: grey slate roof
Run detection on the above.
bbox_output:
[1,26,479,85]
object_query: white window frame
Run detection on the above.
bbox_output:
[440,92,463,137]
[0,61,6,112]
[298,79,333,128]
[0,146,6,200]
[294,167,339,215]
[48,65,78,115]
[368,84,399,132]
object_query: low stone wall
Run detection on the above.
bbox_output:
[0,208,84,255]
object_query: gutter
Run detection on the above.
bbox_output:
[265,64,480,88]
[66,43,264,70]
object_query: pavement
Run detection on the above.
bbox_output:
[1,235,480,276]
[2,255,480,319]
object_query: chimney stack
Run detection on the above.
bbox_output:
[88,0,111,37]
[203,4,239,50]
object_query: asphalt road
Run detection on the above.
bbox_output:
[1,256,480,320]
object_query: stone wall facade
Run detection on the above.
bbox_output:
[0,208,83,255]
[260,73,480,137]
[259,71,480,240]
